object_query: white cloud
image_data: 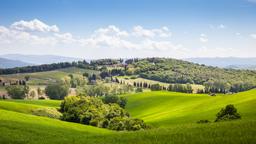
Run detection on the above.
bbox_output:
[218,24,226,29]
[132,25,171,38]
[209,24,227,29]
[2,19,254,58]
[250,34,256,39]
[10,19,59,32]
[235,32,241,36]
[81,25,177,51]
[199,34,208,43]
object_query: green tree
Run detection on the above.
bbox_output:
[6,86,27,99]
[215,104,241,122]
[150,83,161,91]
[45,84,68,100]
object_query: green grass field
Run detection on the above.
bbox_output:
[0,89,256,143]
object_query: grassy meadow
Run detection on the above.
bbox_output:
[0,89,255,144]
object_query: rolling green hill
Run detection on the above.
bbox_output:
[0,89,256,143]
[124,89,256,127]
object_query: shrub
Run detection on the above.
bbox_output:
[130,76,137,79]
[103,95,127,108]
[215,104,241,122]
[197,120,210,124]
[6,85,28,99]
[32,108,62,119]
[150,84,161,91]
[135,87,143,93]
[45,84,68,100]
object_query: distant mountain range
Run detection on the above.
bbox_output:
[1,55,256,70]
[0,58,33,68]
[0,54,82,65]
[185,57,256,70]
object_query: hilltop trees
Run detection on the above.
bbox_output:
[126,58,256,93]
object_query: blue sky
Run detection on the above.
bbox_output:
[0,0,256,58]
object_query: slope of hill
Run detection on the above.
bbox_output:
[125,89,256,127]
[0,89,255,144]
[128,58,256,92]
[0,54,82,65]
[0,58,33,68]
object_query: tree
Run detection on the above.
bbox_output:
[150,83,161,91]
[103,95,127,108]
[6,85,27,99]
[135,87,143,93]
[45,84,68,100]
[24,75,30,81]
[215,104,241,122]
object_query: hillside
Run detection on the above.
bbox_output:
[0,90,256,143]
[127,58,256,92]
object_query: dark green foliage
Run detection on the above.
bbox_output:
[135,87,143,93]
[24,75,30,81]
[90,59,122,66]
[45,84,68,100]
[5,85,29,99]
[103,95,127,108]
[168,84,193,93]
[150,83,161,91]
[197,120,210,124]
[215,104,241,122]
[119,97,127,108]
[60,96,147,131]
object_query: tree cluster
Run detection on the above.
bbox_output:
[60,96,147,131]
[45,84,69,100]
[215,104,241,122]
[5,85,29,99]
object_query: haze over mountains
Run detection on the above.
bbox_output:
[0,58,32,68]
[0,54,82,68]
[185,57,256,70]
[0,54,256,70]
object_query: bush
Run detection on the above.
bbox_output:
[45,84,69,100]
[32,108,62,119]
[103,95,127,108]
[130,76,137,79]
[6,85,29,99]
[150,84,161,91]
[197,120,210,124]
[215,104,241,122]
[135,87,143,93]
[60,96,147,131]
